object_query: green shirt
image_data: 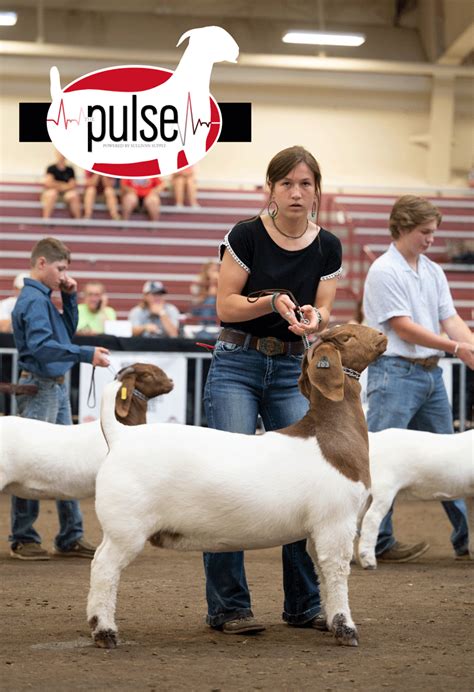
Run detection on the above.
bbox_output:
[77,303,117,334]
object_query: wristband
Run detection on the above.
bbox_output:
[270,292,281,313]
[453,342,459,356]
[313,307,323,329]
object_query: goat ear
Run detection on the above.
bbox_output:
[297,352,311,400]
[115,373,136,419]
[176,29,193,47]
[307,343,344,402]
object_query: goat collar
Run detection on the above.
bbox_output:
[342,367,361,381]
[132,388,149,402]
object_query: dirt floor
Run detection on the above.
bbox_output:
[0,495,472,692]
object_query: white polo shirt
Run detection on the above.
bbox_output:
[363,243,456,358]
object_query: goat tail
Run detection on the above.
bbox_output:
[99,380,123,451]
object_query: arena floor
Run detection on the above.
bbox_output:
[0,495,472,691]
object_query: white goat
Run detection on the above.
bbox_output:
[0,364,173,500]
[87,324,387,649]
[357,428,474,569]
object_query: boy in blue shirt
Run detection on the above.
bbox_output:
[10,237,110,560]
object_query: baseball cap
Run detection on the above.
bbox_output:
[143,280,167,295]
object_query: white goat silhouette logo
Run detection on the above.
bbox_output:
[46,26,239,177]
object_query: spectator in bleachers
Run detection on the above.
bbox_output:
[128,280,180,337]
[121,178,162,221]
[42,151,81,219]
[170,166,199,208]
[188,260,219,333]
[363,194,474,563]
[83,172,121,221]
[77,281,117,335]
[0,272,29,332]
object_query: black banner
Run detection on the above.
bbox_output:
[19,102,251,142]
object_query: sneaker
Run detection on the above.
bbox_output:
[220,616,266,635]
[290,612,329,631]
[10,542,50,561]
[378,541,430,564]
[53,538,96,559]
[455,549,470,561]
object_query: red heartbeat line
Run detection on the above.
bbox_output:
[177,92,219,146]
[47,99,88,129]
[47,93,219,143]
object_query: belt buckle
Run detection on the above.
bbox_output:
[257,336,284,356]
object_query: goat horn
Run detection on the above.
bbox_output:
[116,366,136,381]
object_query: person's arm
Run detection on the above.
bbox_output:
[0,317,12,332]
[441,314,474,368]
[157,307,179,338]
[21,297,94,365]
[389,315,474,368]
[129,307,158,337]
[58,174,76,192]
[58,274,79,337]
[216,251,276,321]
[43,172,60,189]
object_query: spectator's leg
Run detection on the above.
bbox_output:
[83,185,97,219]
[172,175,185,206]
[64,189,81,219]
[41,189,58,218]
[103,184,121,220]
[186,175,199,207]
[144,191,160,221]
[121,190,139,220]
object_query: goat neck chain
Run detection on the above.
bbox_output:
[271,216,308,239]
[132,388,149,401]
[342,367,361,381]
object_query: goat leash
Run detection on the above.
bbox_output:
[247,288,311,350]
[86,366,97,408]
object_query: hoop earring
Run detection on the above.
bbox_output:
[268,200,279,219]
[311,200,317,221]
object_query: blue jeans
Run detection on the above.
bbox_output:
[366,357,468,556]
[203,335,321,627]
[9,372,84,551]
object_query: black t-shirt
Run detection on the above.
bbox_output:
[219,217,343,341]
[46,164,75,184]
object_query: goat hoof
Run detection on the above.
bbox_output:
[93,629,118,649]
[332,613,359,647]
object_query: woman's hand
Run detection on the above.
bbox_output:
[288,304,321,336]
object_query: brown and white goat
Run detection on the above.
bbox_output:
[88,324,387,649]
[0,363,173,500]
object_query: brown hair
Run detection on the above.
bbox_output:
[84,281,105,294]
[266,145,322,218]
[30,237,71,266]
[389,195,442,239]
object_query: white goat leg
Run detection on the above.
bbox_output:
[87,537,145,649]
[306,539,328,624]
[358,496,395,569]
[308,528,358,646]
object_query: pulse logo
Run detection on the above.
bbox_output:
[46,26,239,178]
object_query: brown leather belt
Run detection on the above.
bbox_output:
[399,356,439,370]
[20,370,65,384]
[219,328,305,357]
